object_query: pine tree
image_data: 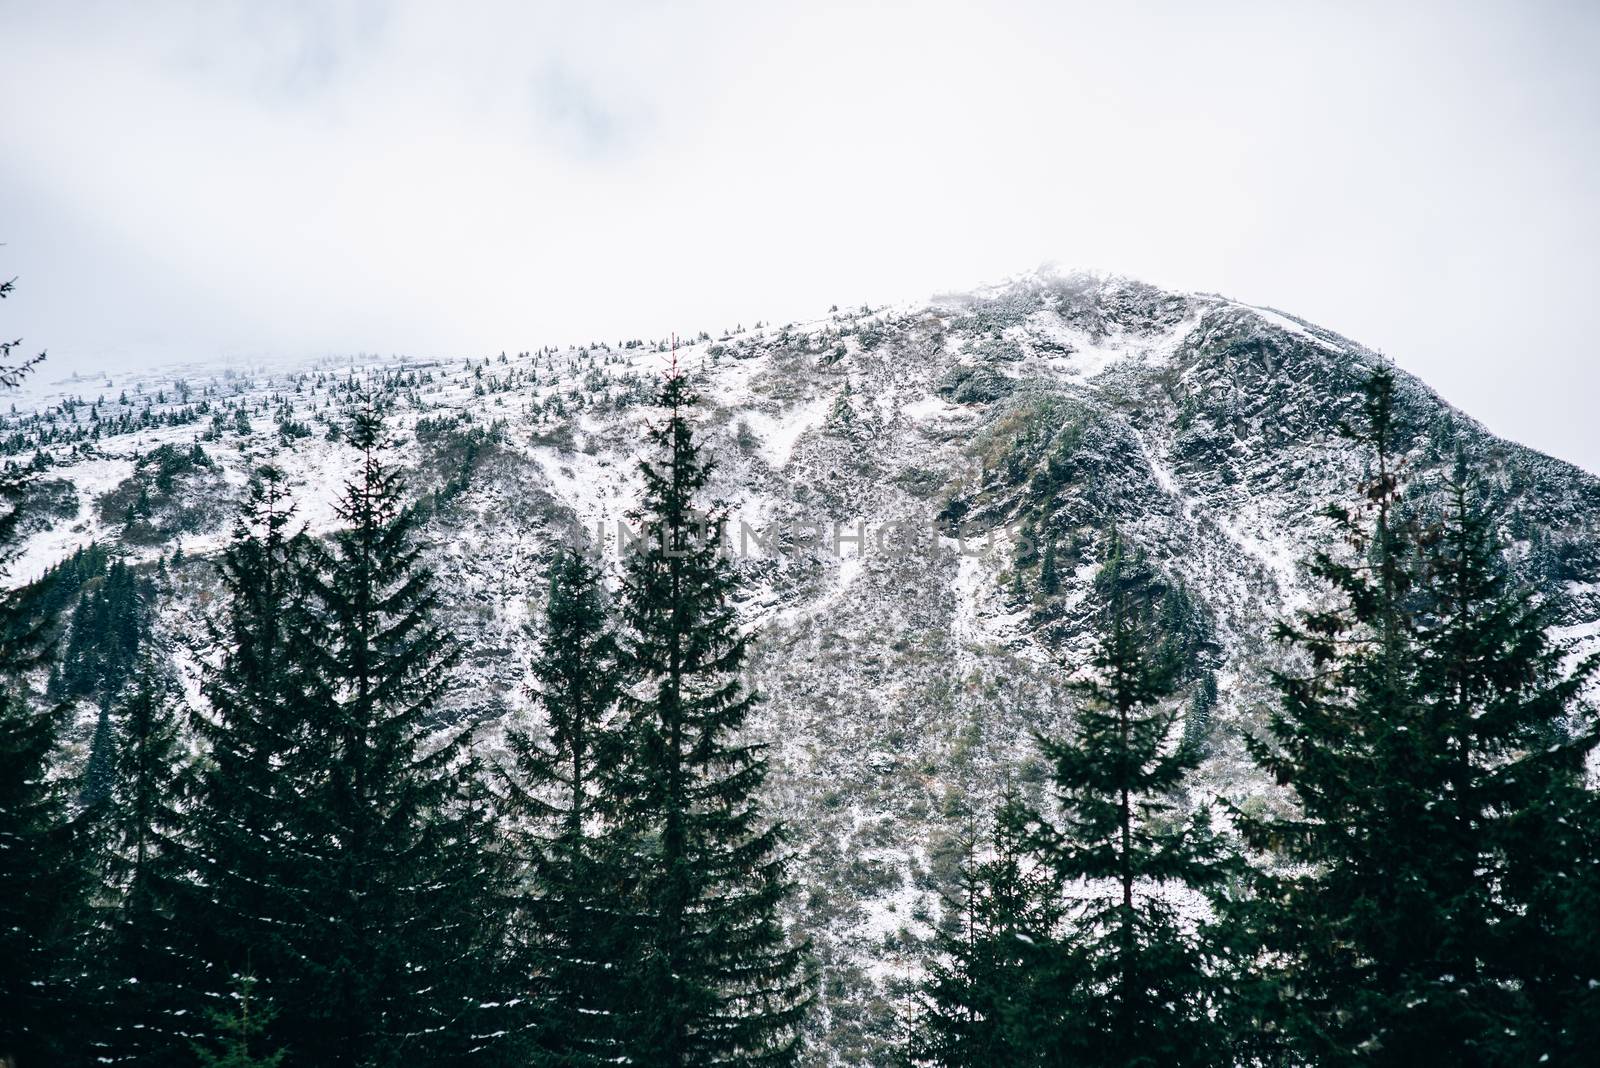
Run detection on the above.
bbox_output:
[79,698,117,808]
[190,971,285,1068]
[56,558,147,704]
[85,651,194,1064]
[1407,457,1598,1062]
[1181,671,1218,758]
[504,547,631,1065]
[1224,368,1432,1064]
[187,464,322,1039]
[910,798,1063,1067]
[1018,556,1233,1067]
[0,270,92,1067]
[830,379,857,433]
[291,396,509,1065]
[1224,370,1600,1064]
[1039,539,1060,596]
[614,368,812,1065]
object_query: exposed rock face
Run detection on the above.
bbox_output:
[10,270,1598,1063]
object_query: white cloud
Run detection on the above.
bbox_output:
[2,0,1598,469]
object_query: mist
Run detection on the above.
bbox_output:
[3,0,1598,469]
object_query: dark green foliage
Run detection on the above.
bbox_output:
[85,653,195,1064]
[0,578,93,1066]
[288,396,511,1064]
[909,800,1063,1067]
[186,463,322,1042]
[1092,533,1211,685]
[613,369,813,1065]
[938,364,1012,405]
[17,475,78,533]
[1406,456,1600,1063]
[912,552,1233,1067]
[276,417,312,442]
[415,412,510,506]
[1154,583,1209,681]
[1510,787,1600,1056]
[19,542,112,636]
[54,557,149,706]
[1225,368,1445,1063]
[1181,671,1218,757]
[504,547,631,1065]
[1015,568,1232,1067]
[190,972,285,1068]
[189,436,514,1066]
[1226,371,1600,1065]
[829,379,858,433]
[1015,516,1039,570]
[1090,531,1157,616]
[0,271,92,1067]
[1039,539,1060,596]
[80,699,117,808]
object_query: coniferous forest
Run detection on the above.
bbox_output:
[4,273,1600,1068]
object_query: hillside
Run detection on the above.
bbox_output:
[9,269,1599,1062]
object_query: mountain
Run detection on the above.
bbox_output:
[9,269,1599,1062]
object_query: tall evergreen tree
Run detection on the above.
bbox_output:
[910,798,1063,1067]
[614,367,812,1065]
[1406,458,1600,1061]
[1017,560,1232,1068]
[67,559,152,822]
[55,558,147,705]
[1225,370,1600,1064]
[80,697,117,809]
[1181,671,1218,758]
[504,546,631,1065]
[187,463,322,1040]
[1223,368,1436,1064]
[1039,539,1060,596]
[84,651,194,1064]
[0,270,91,1067]
[291,397,509,1065]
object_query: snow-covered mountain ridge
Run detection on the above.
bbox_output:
[9,270,1599,1062]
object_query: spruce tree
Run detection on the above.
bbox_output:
[190,971,286,1068]
[1224,368,1434,1063]
[56,558,146,704]
[1225,370,1600,1064]
[85,651,194,1064]
[1018,551,1232,1068]
[614,367,812,1065]
[79,698,117,808]
[0,272,91,1067]
[291,397,509,1065]
[1040,540,1060,596]
[187,463,322,1037]
[1181,671,1218,758]
[910,798,1063,1067]
[1400,458,1599,1060]
[504,546,631,1065]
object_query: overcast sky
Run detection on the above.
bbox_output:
[3,1,1598,470]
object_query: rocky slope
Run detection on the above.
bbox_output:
[8,270,1599,1063]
